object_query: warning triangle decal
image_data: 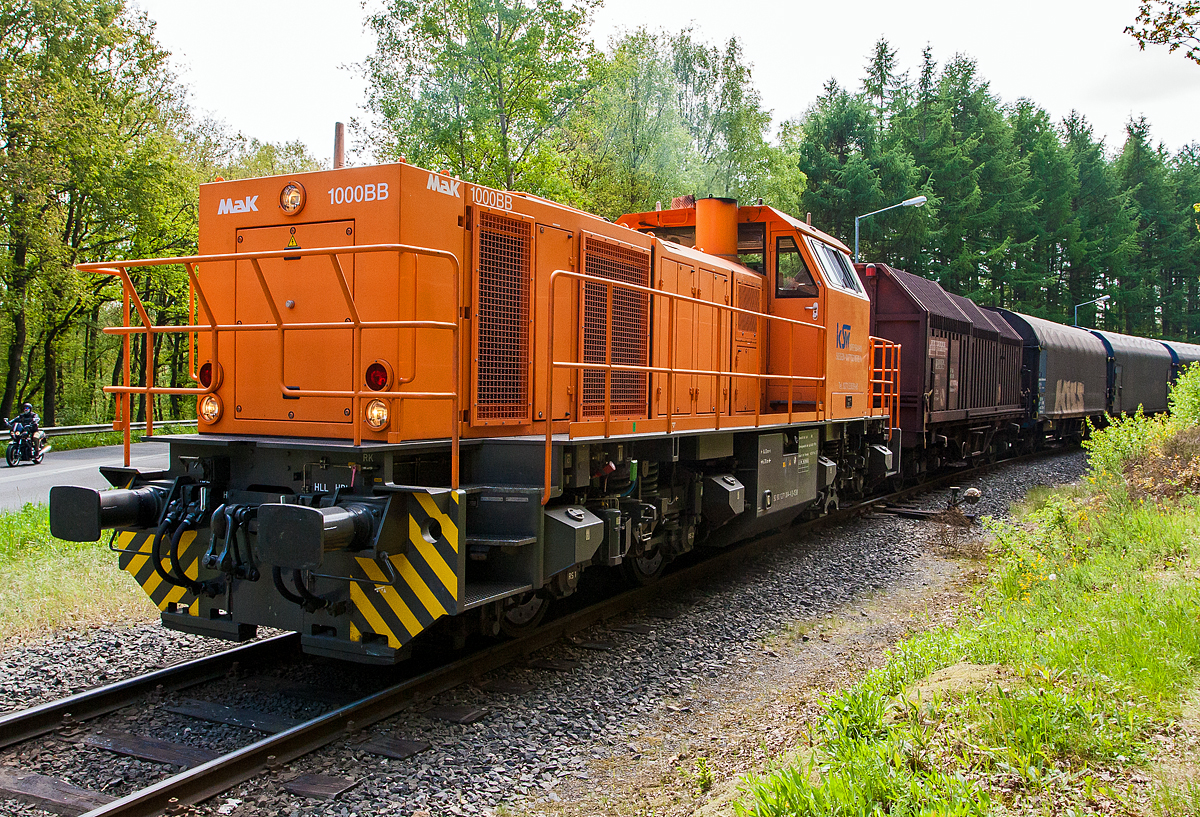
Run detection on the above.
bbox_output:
[286,234,300,249]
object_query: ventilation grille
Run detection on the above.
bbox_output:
[737,281,761,339]
[582,236,650,418]
[475,212,531,423]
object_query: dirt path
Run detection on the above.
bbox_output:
[529,530,981,817]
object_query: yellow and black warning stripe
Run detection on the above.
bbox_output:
[116,530,202,615]
[348,489,462,649]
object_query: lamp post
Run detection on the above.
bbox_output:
[854,195,927,263]
[1073,294,1110,327]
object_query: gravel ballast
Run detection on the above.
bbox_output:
[0,451,1087,817]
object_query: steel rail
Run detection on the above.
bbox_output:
[77,446,1070,817]
[0,634,299,751]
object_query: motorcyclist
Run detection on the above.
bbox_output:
[14,403,39,435]
[4,402,46,465]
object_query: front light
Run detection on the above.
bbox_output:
[365,399,389,430]
[279,182,306,215]
[198,394,222,424]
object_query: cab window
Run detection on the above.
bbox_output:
[775,236,818,297]
[738,223,765,273]
[808,238,864,295]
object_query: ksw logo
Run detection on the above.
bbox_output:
[837,323,852,349]
[427,173,461,198]
[217,195,259,215]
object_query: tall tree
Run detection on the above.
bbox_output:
[363,0,597,192]
[1115,117,1181,335]
[862,37,900,140]
[562,29,691,216]
[1061,113,1138,328]
[1008,99,1081,318]
[1171,143,1200,338]
[0,0,188,424]
[669,33,776,202]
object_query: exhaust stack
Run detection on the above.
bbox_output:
[334,122,345,169]
[695,197,738,259]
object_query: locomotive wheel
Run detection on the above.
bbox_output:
[499,593,549,637]
[621,548,665,585]
[5,444,17,467]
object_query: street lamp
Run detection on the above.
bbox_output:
[854,195,927,263]
[1073,294,1110,327]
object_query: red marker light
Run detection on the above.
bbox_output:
[365,362,389,391]
[199,362,213,388]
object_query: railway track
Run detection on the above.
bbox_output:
[0,449,1060,817]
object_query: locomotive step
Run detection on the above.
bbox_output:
[462,581,535,609]
[465,534,538,547]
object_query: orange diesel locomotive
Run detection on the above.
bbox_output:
[49,162,899,663]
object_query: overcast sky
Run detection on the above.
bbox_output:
[136,0,1198,167]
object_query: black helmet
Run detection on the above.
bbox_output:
[20,403,31,413]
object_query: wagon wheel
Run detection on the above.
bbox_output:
[621,547,665,586]
[499,592,549,637]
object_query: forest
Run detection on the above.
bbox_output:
[2,0,1198,427]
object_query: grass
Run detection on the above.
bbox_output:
[0,503,153,641]
[49,423,197,452]
[735,370,1200,816]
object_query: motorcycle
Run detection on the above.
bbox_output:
[4,419,48,466]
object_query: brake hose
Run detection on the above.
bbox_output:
[168,514,205,595]
[149,516,181,588]
[272,566,307,606]
[292,569,329,611]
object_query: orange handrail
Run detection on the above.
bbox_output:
[84,244,462,483]
[542,268,834,504]
[868,336,901,441]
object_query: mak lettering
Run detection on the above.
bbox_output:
[427,173,461,198]
[217,196,259,215]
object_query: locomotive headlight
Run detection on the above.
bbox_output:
[364,399,389,430]
[198,394,222,424]
[279,182,306,215]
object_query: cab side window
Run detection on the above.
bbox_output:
[738,222,766,274]
[775,236,818,298]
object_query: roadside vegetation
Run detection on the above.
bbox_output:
[0,504,151,642]
[47,423,197,453]
[736,366,1200,816]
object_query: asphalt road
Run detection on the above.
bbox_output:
[0,440,171,511]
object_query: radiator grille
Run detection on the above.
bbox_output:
[582,236,650,418]
[475,212,531,422]
[737,281,761,339]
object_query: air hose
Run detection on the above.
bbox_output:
[272,566,307,606]
[150,516,178,588]
[291,569,330,611]
[168,514,205,595]
[271,566,329,612]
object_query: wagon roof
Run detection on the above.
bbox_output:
[1160,339,1200,367]
[877,266,973,334]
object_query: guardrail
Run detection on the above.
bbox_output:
[37,421,195,439]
